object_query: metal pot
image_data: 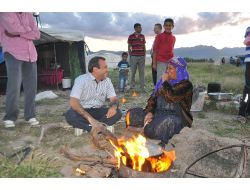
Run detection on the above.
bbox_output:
[118,160,172,178]
[208,92,233,101]
[118,141,173,178]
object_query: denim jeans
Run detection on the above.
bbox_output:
[119,74,128,91]
[3,52,37,121]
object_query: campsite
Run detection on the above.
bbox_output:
[0,12,250,180]
[0,58,249,178]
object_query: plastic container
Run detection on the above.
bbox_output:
[62,78,71,89]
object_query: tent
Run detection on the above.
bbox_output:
[35,28,88,89]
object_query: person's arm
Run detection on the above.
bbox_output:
[128,35,132,55]
[143,35,146,54]
[152,35,159,70]
[20,13,40,40]
[160,80,193,104]
[106,78,119,118]
[0,13,28,36]
[106,96,119,118]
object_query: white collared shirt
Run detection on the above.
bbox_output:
[70,73,116,108]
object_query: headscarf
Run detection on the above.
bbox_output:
[152,56,189,96]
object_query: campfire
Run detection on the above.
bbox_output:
[120,97,127,104]
[109,134,176,173]
[132,91,138,97]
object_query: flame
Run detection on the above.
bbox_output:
[125,111,130,128]
[75,168,85,175]
[132,91,138,97]
[120,97,127,104]
[109,134,176,172]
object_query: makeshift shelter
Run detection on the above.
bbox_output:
[35,28,87,89]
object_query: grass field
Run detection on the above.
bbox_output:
[0,61,247,178]
[109,61,245,94]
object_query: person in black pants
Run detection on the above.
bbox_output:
[237,26,250,124]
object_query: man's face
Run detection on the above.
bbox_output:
[164,22,174,33]
[154,25,162,35]
[96,59,108,80]
[135,26,142,33]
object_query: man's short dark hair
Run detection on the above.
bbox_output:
[88,56,105,73]
[155,23,162,29]
[134,23,141,29]
[122,52,128,57]
[164,18,174,26]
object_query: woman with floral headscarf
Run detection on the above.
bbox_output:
[143,56,193,147]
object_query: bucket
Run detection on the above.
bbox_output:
[62,78,71,89]
[207,82,221,93]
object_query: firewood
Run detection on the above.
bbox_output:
[60,146,117,166]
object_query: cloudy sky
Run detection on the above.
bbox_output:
[38,12,250,52]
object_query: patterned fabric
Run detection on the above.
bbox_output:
[70,73,116,108]
[153,56,190,96]
[128,33,146,56]
[244,26,250,63]
[145,80,193,127]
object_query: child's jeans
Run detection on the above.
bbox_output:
[119,74,128,91]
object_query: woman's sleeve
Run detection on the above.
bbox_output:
[144,96,157,114]
[160,80,193,103]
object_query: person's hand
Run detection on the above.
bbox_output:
[89,119,106,130]
[162,72,169,82]
[5,30,20,38]
[144,112,153,125]
[106,106,117,118]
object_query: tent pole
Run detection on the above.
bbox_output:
[53,43,58,90]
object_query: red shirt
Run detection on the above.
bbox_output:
[128,33,146,56]
[153,31,175,63]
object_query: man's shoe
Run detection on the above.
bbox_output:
[4,120,15,128]
[28,118,40,126]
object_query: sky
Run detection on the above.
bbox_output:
[38,12,250,52]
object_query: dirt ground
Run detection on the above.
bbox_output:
[0,89,250,178]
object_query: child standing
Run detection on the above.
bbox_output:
[117,52,129,92]
[153,18,176,82]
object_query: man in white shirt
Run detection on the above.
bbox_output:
[65,56,122,133]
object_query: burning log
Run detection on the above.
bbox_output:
[109,134,176,173]
[90,125,119,153]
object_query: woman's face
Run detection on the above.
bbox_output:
[166,64,177,80]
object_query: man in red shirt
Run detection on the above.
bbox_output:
[128,23,146,91]
[153,18,175,82]
[150,23,162,86]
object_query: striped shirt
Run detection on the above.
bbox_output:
[70,73,116,108]
[244,26,250,63]
[128,33,146,56]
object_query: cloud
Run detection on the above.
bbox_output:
[39,12,249,39]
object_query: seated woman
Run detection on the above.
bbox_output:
[143,57,193,147]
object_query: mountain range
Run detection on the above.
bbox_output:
[90,45,245,59]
